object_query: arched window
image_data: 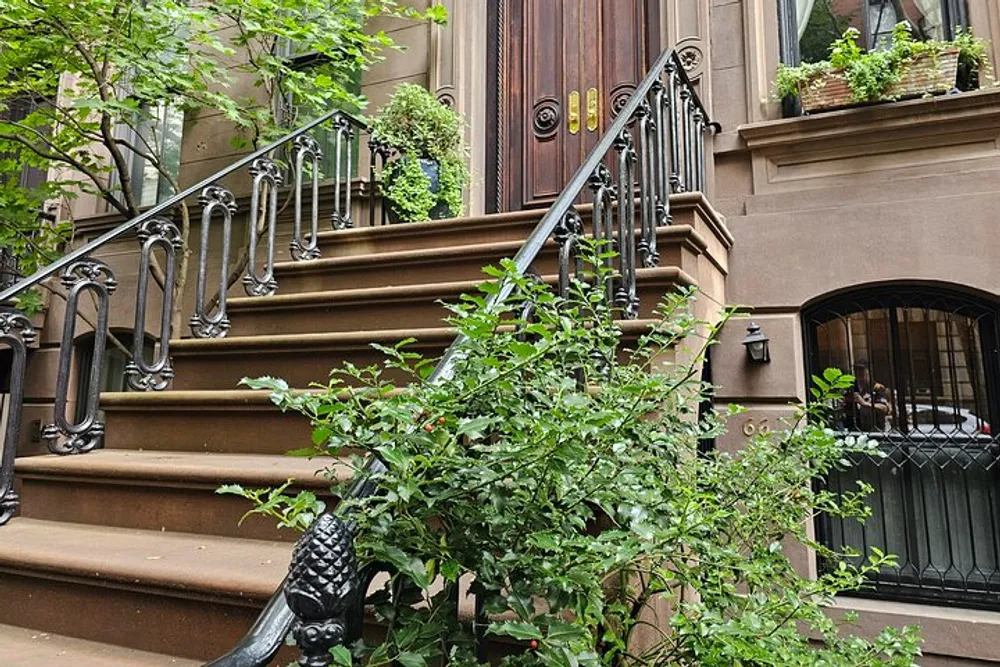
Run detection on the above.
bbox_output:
[805,286,1000,609]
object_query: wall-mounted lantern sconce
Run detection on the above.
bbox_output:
[743,322,770,364]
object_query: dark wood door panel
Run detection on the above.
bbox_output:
[495,0,656,213]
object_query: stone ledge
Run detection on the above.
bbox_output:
[829,596,1000,663]
[737,88,1000,151]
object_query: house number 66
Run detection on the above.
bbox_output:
[742,418,770,437]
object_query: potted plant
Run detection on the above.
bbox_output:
[370,84,469,223]
[776,22,991,114]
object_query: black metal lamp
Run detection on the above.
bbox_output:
[743,322,770,364]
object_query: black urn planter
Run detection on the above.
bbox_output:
[385,157,457,224]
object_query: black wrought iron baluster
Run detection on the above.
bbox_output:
[292,135,323,261]
[126,219,180,391]
[44,259,117,455]
[694,110,706,193]
[342,118,355,230]
[243,158,282,297]
[368,137,392,228]
[555,208,584,300]
[331,116,355,231]
[0,311,35,525]
[191,186,237,339]
[666,61,682,193]
[636,102,658,269]
[587,165,616,308]
[680,88,694,192]
[285,514,360,667]
[613,129,639,319]
[651,80,672,227]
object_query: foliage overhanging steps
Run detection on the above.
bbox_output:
[0,193,729,664]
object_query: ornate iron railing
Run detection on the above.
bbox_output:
[0,45,714,665]
[205,47,716,667]
[0,109,371,524]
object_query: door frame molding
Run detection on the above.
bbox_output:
[485,0,662,214]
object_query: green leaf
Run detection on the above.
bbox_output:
[490,621,544,641]
[396,652,426,667]
[330,645,352,667]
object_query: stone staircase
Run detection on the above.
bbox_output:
[0,195,728,665]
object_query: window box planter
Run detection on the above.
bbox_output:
[799,49,962,113]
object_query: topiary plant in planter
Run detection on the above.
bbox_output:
[776,22,991,113]
[370,84,469,223]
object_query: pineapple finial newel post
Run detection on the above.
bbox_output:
[284,514,361,667]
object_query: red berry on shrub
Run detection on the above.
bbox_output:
[437,417,447,425]
[529,640,539,650]
[424,424,434,433]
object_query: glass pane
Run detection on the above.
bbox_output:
[797,0,953,64]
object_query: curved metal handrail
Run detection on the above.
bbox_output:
[0,109,369,304]
[204,46,717,667]
[430,48,716,382]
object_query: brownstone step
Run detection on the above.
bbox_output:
[100,390,314,454]
[169,319,664,391]
[313,208,546,259]
[272,224,705,294]
[0,624,200,667]
[15,450,346,541]
[226,267,695,337]
[0,519,289,661]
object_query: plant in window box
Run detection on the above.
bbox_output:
[776,22,991,113]
[370,84,469,223]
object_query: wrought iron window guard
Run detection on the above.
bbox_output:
[806,286,1000,610]
[0,46,715,667]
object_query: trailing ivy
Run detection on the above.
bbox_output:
[776,22,991,104]
[226,245,923,667]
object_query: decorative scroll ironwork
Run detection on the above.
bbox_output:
[44,259,117,455]
[243,158,283,297]
[191,186,237,339]
[331,116,355,231]
[291,135,323,261]
[126,219,180,391]
[0,311,35,524]
[285,514,361,667]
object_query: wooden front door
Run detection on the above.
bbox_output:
[490,0,656,213]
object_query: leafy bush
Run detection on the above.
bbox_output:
[227,249,922,667]
[776,22,990,103]
[371,84,469,221]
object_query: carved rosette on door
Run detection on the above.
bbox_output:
[533,96,561,140]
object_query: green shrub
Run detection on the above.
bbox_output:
[226,247,922,667]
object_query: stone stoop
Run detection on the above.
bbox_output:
[1,194,730,664]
